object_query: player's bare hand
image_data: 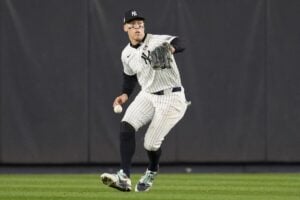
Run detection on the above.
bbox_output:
[170,45,176,54]
[113,94,128,107]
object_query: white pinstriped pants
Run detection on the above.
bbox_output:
[122,89,187,151]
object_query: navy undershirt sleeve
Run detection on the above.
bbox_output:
[122,73,137,97]
[170,37,186,53]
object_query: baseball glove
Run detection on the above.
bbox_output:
[150,42,173,70]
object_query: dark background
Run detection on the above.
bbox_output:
[0,0,299,164]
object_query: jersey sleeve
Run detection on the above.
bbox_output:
[157,34,177,44]
[121,49,135,76]
[122,60,135,76]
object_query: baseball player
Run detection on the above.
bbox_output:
[100,9,188,192]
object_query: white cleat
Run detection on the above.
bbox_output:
[100,170,132,192]
[135,169,157,192]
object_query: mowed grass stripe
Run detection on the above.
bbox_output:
[1,173,300,200]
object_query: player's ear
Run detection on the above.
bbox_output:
[123,24,128,32]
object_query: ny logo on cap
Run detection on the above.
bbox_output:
[131,11,137,16]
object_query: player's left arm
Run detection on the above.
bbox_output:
[170,37,185,54]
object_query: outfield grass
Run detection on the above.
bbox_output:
[0,173,300,200]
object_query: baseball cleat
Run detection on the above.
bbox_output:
[135,169,157,192]
[100,170,132,192]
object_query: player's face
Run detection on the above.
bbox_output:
[124,20,145,44]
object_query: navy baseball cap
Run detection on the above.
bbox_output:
[123,9,145,24]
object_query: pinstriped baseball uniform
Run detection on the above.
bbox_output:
[121,33,187,151]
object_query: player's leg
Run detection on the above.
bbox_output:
[145,91,187,169]
[101,91,154,191]
[146,147,161,172]
[135,92,187,192]
[122,91,155,132]
[119,121,136,178]
[120,91,155,177]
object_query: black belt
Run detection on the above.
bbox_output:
[152,87,181,95]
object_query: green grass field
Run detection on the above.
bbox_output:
[0,173,300,200]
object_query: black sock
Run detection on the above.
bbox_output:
[120,122,135,178]
[147,148,161,172]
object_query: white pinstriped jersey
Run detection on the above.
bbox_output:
[121,34,182,93]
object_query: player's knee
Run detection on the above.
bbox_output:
[120,121,135,140]
[144,142,160,151]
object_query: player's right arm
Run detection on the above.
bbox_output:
[113,73,137,107]
[114,46,138,106]
[113,93,128,107]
